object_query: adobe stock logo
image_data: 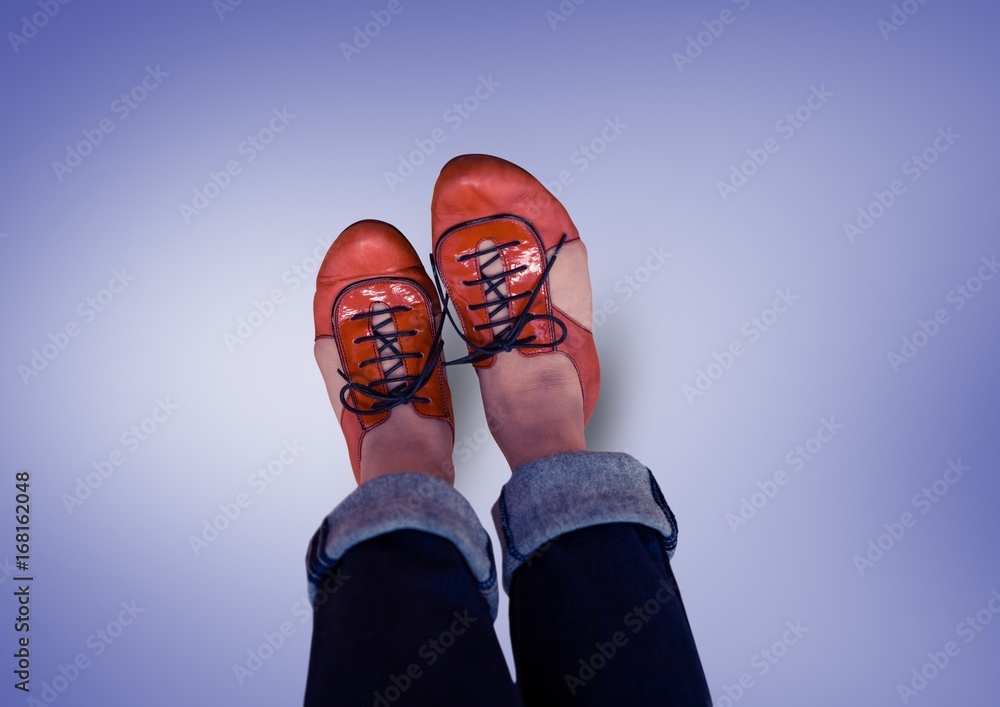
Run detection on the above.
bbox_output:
[214,0,247,21]
[17,268,136,386]
[852,459,969,577]
[222,235,335,353]
[886,254,997,373]
[545,0,588,31]
[682,288,800,405]
[188,441,305,556]
[895,588,999,705]
[726,417,843,534]
[843,127,959,244]
[564,579,679,696]
[7,0,72,54]
[177,107,296,224]
[544,117,628,198]
[23,600,146,706]
[62,397,180,514]
[383,75,501,192]
[51,65,169,182]
[592,246,670,330]
[234,567,351,686]
[365,610,478,705]
[672,0,752,74]
[878,0,933,40]
[714,620,810,706]
[340,0,413,63]
[716,85,833,202]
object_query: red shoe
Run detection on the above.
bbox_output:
[430,154,600,423]
[313,220,453,483]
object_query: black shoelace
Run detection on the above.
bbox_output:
[432,233,569,366]
[337,306,445,415]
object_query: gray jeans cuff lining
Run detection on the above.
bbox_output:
[305,473,499,619]
[490,451,678,592]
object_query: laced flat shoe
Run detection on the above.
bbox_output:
[314,220,453,483]
[430,154,600,423]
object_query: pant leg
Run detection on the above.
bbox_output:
[509,523,710,706]
[491,451,711,707]
[304,529,522,706]
[304,473,522,707]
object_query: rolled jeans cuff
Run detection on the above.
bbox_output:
[491,451,679,592]
[306,473,500,619]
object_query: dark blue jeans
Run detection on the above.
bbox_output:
[304,523,711,706]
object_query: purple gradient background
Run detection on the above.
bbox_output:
[2,0,999,705]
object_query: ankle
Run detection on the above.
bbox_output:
[359,439,455,485]
[494,420,586,469]
[481,356,586,469]
[359,460,454,486]
[358,408,455,485]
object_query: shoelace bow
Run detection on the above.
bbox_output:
[432,232,569,366]
[337,306,445,415]
[338,233,569,413]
